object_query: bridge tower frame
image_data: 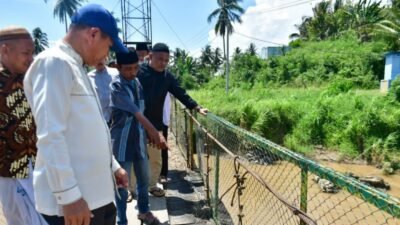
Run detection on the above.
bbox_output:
[120,0,152,47]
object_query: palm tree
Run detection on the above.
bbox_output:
[200,45,213,67]
[295,16,312,40]
[308,1,333,40]
[171,48,190,77]
[289,33,300,40]
[172,48,189,67]
[232,47,242,61]
[246,43,257,56]
[212,47,223,72]
[53,0,85,32]
[375,2,400,50]
[350,0,384,42]
[208,0,244,93]
[233,47,241,55]
[32,28,49,55]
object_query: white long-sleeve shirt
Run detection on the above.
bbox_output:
[163,92,171,126]
[24,41,120,216]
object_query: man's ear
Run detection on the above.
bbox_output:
[0,43,9,58]
[88,27,101,41]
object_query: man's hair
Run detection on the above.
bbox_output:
[69,24,109,39]
[152,43,169,53]
[136,43,149,51]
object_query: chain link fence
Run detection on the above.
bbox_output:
[170,99,400,225]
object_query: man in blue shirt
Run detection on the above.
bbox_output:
[110,50,164,225]
[88,57,119,124]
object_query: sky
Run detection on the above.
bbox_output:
[0,0,329,57]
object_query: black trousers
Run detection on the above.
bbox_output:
[160,125,169,177]
[42,202,116,225]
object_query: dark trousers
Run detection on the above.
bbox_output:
[160,125,169,177]
[42,202,116,225]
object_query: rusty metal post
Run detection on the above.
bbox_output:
[213,145,220,220]
[234,160,245,225]
[204,135,210,201]
[184,110,189,167]
[300,168,308,225]
[188,110,195,169]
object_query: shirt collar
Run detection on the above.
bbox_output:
[57,41,84,66]
[147,63,167,77]
[0,66,21,78]
[118,74,136,87]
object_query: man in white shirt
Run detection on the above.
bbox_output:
[24,4,128,225]
[160,93,171,182]
[88,58,119,124]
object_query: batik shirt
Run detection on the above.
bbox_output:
[0,68,36,178]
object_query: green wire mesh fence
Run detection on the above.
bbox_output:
[170,99,400,225]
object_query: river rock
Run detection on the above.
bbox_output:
[313,176,339,193]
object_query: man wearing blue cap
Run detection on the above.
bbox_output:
[24,4,129,225]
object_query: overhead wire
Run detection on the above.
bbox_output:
[151,0,188,49]
[185,25,214,47]
[245,0,317,16]
[189,36,218,58]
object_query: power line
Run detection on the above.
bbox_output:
[110,0,120,13]
[234,31,284,46]
[151,0,187,49]
[206,0,316,21]
[189,36,218,58]
[185,25,213,46]
[186,29,214,47]
[254,0,316,11]
[210,0,317,24]
[245,0,317,16]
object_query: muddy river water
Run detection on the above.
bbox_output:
[321,161,400,198]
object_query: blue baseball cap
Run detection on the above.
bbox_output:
[71,4,128,53]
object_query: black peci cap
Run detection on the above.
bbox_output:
[116,50,139,65]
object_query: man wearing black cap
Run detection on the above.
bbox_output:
[138,43,208,197]
[110,50,163,225]
[136,43,149,63]
[24,4,129,225]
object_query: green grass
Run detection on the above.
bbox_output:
[190,85,400,169]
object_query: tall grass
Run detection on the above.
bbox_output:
[190,82,400,170]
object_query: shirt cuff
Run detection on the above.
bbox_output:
[54,184,82,205]
[112,157,121,172]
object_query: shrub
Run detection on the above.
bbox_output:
[390,76,400,102]
[240,103,259,130]
[254,104,299,144]
[325,78,354,95]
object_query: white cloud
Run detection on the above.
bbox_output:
[207,0,322,55]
